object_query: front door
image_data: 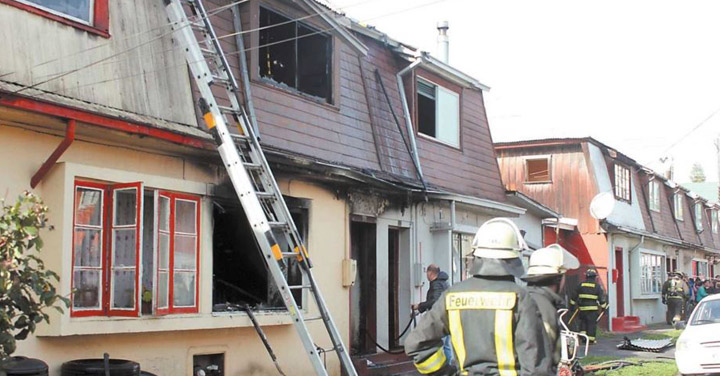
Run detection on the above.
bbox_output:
[615,248,625,317]
[350,221,377,355]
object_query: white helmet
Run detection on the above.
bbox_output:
[471,218,527,259]
[524,244,580,279]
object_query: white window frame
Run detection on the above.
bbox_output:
[639,251,665,295]
[674,193,684,221]
[695,202,704,232]
[613,163,631,202]
[416,77,460,148]
[16,0,95,25]
[712,209,718,234]
[648,180,661,212]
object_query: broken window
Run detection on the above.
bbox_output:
[212,195,308,312]
[416,78,459,147]
[259,7,332,102]
[525,157,551,183]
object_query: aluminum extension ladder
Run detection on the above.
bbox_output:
[163,1,357,375]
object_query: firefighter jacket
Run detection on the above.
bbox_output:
[418,271,450,313]
[662,277,688,303]
[404,274,550,375]
[527,285,565,371]
[570,278,607,312]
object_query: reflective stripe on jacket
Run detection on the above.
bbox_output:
[405,276,551,376]
[570,279,607,311]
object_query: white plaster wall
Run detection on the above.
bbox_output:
[510,211,544,249]
[587,144,645,230]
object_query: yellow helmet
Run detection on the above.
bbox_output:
[471,218,527,259]
[525,244,580,278]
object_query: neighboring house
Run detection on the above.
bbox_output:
[0,0,524,374]
[496,138,720,328]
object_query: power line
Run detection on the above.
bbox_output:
[22,0,455,98]
[647,105,720,164]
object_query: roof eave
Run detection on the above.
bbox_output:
[419,53,491,91]
[296,0,369,56]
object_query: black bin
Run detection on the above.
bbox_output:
[61,359,140,376]
[0,356,49,376]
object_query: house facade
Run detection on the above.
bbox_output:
[0,0,527,374]
[496,138,720,329]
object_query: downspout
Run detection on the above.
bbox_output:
[626,234,645,316]
[231,4,259,137]
[450,200,456,282]
[396,59,427,191]
[31,119,76,188]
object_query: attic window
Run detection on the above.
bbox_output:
[259,7,332,103]
[416,78,460,147]
[525,157,551,183]
[649,180,661,212]
[674,193,684,221]
[614,164,631,202]
[695,203,703,232]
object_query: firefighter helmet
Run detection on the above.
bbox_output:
[586,268,598,278]
[522,244,580,281]
[471,218,527,259]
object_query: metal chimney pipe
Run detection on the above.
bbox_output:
[437,21,449,64]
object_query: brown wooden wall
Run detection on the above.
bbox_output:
[496,143,601,233]
[198,0,507,201]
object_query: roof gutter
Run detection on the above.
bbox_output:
[31,119,75,188]
[396,59,426,192]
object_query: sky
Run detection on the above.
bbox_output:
[328,0,720,183]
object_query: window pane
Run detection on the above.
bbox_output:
[113,229,137,267]
[175,200,197,234]
[159,233,170,269]
[436,87,459,146]
[526,159,550,182]
[417,82,437,137]
[158,272,169,308]
[75,187,102,226]
[173,272,196,307]
[159,196,170,232]
[259,8,297,88]
[73,270,100,309]
[74,229,101,267]
[112,270,135,309]
[174,235,197,270]
[25,0,92,22]
[114,188,137,226]
[297,24,331,101]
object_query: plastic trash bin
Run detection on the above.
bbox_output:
[0,356,49,376]
[61,358,140,376]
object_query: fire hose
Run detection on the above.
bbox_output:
[363,311,418,354]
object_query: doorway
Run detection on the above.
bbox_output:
[615,247,625,317]
[388,228,400,350]
[350,220,377,355]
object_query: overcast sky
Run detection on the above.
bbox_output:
[330,0,720,183]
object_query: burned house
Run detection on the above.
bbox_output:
[0,0,533,374]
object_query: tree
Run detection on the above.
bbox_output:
[690,163,706,183]
[0,192,68,359]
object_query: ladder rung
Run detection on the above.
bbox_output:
[256,192,277,200]
[268,221,289,229]
[211,75,232,87]
[304,316,324,322]
[190,22,208,33]
[230,133,249,142]
[243,162,263,171]
[218,105,239,113]
[288,285,311,290]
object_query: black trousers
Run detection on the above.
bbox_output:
[666,298,683,324]
[578,310,599,342]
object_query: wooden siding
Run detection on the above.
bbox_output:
[0,1,195,125]
[496,143,601,234]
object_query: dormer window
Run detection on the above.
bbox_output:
[416,78,460,147]
[259,7,332,103]
[613,164,631,202]
[524,156,551,183]
[695,203,704,232]
[712,209,718,234]
[648,180,660,212]
[674,193,684,221]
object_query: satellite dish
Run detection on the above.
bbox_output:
[590,192,616,220]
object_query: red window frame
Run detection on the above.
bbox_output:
[0,0,110,38]
[156,191,201,315]
[71,180,142,317]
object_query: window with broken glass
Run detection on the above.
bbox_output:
[416,78,460,147]
[71,180,200,317]
[259,7,332,103]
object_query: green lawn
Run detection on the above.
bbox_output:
[586,359,677,375]
[635,329,682,341]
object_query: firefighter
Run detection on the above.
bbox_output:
[521,244,580,373]
[569,269,607,344]
[404,218,549,375]
[662,271,688,325]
